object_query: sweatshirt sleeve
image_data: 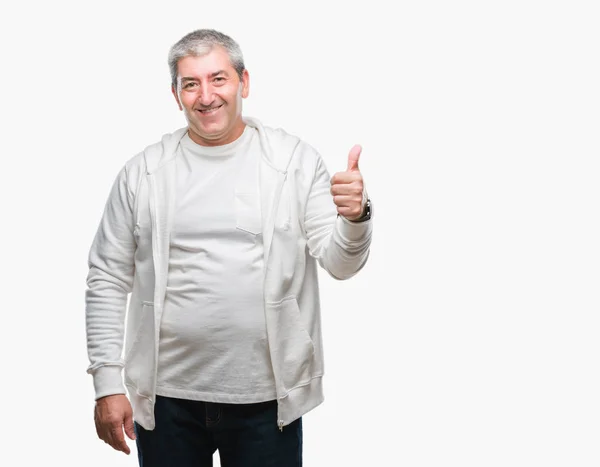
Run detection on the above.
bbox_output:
[303,151,373,280]
[85,164,137,400]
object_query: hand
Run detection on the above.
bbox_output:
[330,144,366,221]
[94,394,136,455]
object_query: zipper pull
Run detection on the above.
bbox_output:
[278,420,284,432]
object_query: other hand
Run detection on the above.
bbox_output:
[94,394,136,455]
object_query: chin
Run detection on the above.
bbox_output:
[194,123,224,137]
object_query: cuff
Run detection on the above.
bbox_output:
[92,365,126,400]
[336,212,372,242]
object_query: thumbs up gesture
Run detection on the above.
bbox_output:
[330,144,367,221]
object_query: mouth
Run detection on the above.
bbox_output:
[196,104,224,115]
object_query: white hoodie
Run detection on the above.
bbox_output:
[85,116,373,430]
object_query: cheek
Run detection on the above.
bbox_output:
[179,93,196,109]
[225,89,243,112]
[223,85,241,103]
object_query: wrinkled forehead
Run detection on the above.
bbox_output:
[176,45,234,80]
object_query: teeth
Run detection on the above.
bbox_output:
[200,106,221,113]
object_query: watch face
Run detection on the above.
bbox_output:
[362,199,372,220]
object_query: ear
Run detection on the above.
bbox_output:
[171,84,183,111]
[241,69,250,99]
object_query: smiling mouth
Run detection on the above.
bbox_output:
[197,104,223,114]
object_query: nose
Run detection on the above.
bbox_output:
[196,82,216,107]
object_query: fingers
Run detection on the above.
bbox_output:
[336,204,363,220]
[330,171,362,186]
[96,418,130,455]
[108,423,131,455]
[331,188,364,220]
[94,398,133,455]
[124,411,136,441]
[330,182,363,197]
[330,160,364,220]
[98,419,130,454]
[332,194,357,204]
[346,144,362,172]
[326,144,367,220]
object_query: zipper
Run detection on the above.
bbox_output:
[148,175,160,277]
[148,174,162,344]
[278,420,284,432]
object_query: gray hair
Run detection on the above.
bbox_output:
[168,29,245,86]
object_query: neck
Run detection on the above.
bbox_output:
[188,118,246,147]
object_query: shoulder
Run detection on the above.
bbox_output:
[112,127,183,197]
[251,119,303,155]
[122,127,187,179]
[247,117,322,172]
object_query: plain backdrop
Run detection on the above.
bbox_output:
[1,1,599,466]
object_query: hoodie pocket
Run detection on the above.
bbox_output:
[235,192,261,235]
[265,297,315,392]
[124,302,156,396]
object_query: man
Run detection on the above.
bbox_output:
[86,28,373,466]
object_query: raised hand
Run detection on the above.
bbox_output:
[330,144,366,221]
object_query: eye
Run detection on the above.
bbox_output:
[183,82,198,89]
[214,77,226,83]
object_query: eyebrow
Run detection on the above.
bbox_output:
[180,70,229,82]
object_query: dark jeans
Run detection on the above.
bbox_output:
[134,395,302,467]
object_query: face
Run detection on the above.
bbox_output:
[172,47,249,146]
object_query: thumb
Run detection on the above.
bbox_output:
[347,144,362,172]
[124,412,136,440]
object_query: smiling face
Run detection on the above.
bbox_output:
[172,46,249,146]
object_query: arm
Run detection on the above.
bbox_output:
[303,146,373,280]
[85,164,137,400]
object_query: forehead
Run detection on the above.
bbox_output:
[176,46,235,78]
